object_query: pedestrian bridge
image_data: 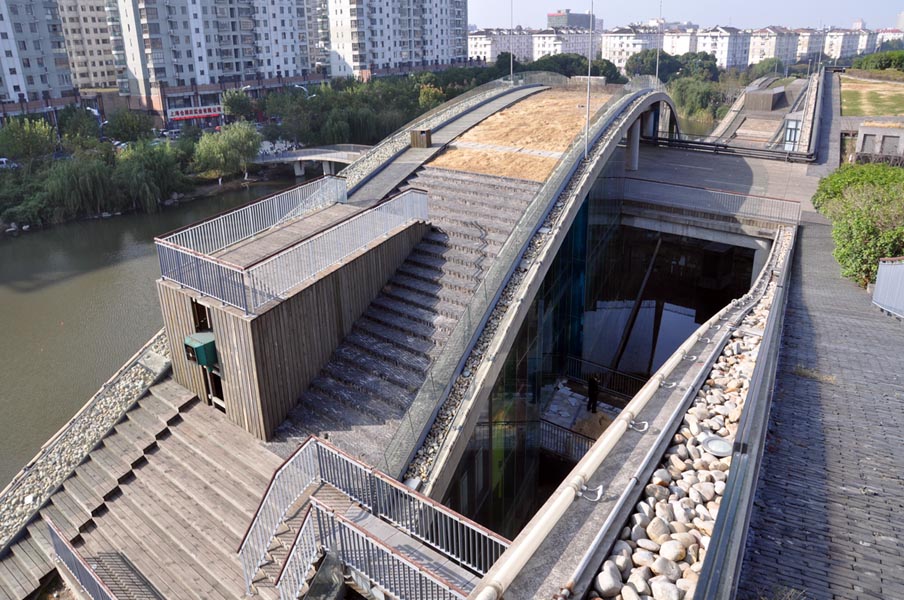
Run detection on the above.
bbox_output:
[254,145,371,175]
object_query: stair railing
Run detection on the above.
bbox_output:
[274,506,318,600]
[45,516,119,600]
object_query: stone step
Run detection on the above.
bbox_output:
[363,305,448,345]
[430,200,520,229]
[418,166,543,194]
[423,229,503,257]
[414,240,491,270]
[333,344,425,392]
[370,294,457,332]
[432,220,511,247]
[428,206,514,237]
[419,183,531,217]
[355,317,437,357]
[292,393,402,460]
[343,331,431,374]
[322,360,415,411]
[389,274,474,308]
[381,282,465,319]
[403,253,482,284]
[396,262,477,295]
[309,377,404,424]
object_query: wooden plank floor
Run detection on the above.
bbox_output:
[214,203,362,268]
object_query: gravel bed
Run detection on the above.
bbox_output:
[589,228,793,600]
[0,332,170,548]
[405,94,646,482]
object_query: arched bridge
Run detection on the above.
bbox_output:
[253,144,372,175]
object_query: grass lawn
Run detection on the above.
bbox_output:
[840,76,904,116]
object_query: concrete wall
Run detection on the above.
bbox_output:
[157,220,429,440]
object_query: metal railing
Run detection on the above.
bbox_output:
[617,177,802,225]
[157,188,428,314]
[159,176,347,255]
[539,420,596,463]
[379,86,657,479]
[564,355,647,400]
[312,497,467,600]
[238,436,510,595]
[275,507,319,600]
[46,517,119,600]
[873,257,904,319]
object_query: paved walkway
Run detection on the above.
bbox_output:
[807,71,841,179]
[738,220,904,599]
[348,86,546,203]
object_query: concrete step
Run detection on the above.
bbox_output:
[421,184,530,218]
[310,377,404,424]
[371,294,457,332]
[381,282,465,320]
[344,331,431,374]
[355,317,437,357]
[432,220,511,247]
[390,274,474,308]
[333,343,424,392]
[396,262,478,295]
[405,251,483,282]
[418,166,543,194]
[322,360,415,411]
[423,228,503,257]
[428,206,514,237]
[362,307,449,350]
[414,239,491,270]
[291,393,401,461]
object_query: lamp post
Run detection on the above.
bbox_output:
[654,0,662,82]
[509,0,514,83]
[584,0,593,159]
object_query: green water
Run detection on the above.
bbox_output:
[0,181,294,488]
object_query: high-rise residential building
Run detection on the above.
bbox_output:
[532,28,598,60]
[327,0,467,79]
[852,18,866,31]
[467,28,533,63]
[663,29,697,56]
[877,28,904,49]
[0,0,75,108]
[547,9,594,31]
[823,29,860,60]
[856,29,878,55]
[795,29,825,62]
[748,26,798,66]
[600,25,661,72]
[58,0,117,89]
[695,26,749,69]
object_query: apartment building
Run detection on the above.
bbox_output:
[795,29,825,62]
[663,29,697,56]
[468,28,533,63]
[823,29,860,60]
[532,28,597,60]
[58,0,116,89]
[877,28,904,49]
[748,26,798,66]
[0,0,75,108]
[328,0,467,79]
[600,25,660,72]
[547,9,594,30]
[856,29,878,55]
[695,26,749,69]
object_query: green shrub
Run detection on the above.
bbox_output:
[812,163,904,212]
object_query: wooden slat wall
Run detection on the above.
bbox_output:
[249,221,428,439]
[155,221,428,441]
[156,281,207,401]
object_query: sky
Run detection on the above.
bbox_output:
[466,1,901,31]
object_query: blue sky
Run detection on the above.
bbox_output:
[467,1,900,31]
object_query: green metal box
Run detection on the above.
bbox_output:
[184,331,218,367]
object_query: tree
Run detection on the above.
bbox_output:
[105,110,153,142]
[669,78,721,117]
[222,89,255,121]
[750,58,784,79]
[58,106,101,139]
[527,53,588,77]
[114,141,185,212]
[591,58,626,83]
[43,157,116,218]
[677,51,720,81]
[495,52,520,74]
[193,121,262,180]
[624,49,681,82]
[265,89,312,143]
[418,83,446,110]
[0,118,57,172]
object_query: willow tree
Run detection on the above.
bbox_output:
[193,121,262,181]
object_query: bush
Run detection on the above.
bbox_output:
[814,164,904,285]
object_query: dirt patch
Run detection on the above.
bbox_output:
[426,88,610,181]
[840,76,904,116]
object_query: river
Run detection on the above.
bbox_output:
[0,180,294,488]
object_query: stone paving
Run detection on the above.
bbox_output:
[737,221,904,600]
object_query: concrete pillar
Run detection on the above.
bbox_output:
[641,110,655,139]
[751,240,772,285]
[626,118,641,172]
[322,160,335,175]
[293,161,305,177]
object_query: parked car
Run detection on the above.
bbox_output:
[0,157,19,169]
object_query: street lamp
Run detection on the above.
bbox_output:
[654,0,663,83]
[584,0,593,159]
[509,0,514,83]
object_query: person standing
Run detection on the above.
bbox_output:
[587,374,599,413]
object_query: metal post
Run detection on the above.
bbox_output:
[509,0,513,83]
[584,0,593,160]
[654,0,662,82]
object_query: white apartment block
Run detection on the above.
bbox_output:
[59,0,116,89]
[327,0,467,79]
[823,30,860,60]
[467,29,532,63]
[795,29,825,62]
[877,28,904,49]
[748,27,798,66]
[532,28,597,60]
[696,26,749,69]
[663,29,697,56]
[600,26,660,72]
[0,0,75,104]
[856,29,877,55]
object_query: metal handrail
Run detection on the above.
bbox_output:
[873,258,904,319]
[274,506,318,600]
[311,497,468,600]
[237,436,509,595]
[45,516,119,600]
[563,355,648,399]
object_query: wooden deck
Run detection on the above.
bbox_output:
[213,203,362,268]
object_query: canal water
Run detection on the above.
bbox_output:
[0,180,294,488]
